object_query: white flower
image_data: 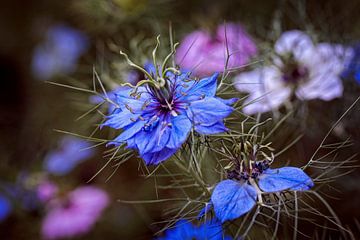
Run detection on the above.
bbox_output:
[235,30,353,115]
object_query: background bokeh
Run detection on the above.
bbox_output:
[1,0,360,239]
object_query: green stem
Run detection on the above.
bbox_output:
[173,158,210,197]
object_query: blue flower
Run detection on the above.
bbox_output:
[102,68,236,165]
[32,24,89,80]
[0,195,12,222]
[342,43,360,84]
[44,136,94,175]
[157,219,231,240]
[210,162,313,223]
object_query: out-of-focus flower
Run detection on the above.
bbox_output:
[210,161,313,222]
[103,64,236,165]
[342,43,360,84]
[176,23,257,77]
[44,136,94,176]
[0,195,12,222]
[37,181,58,203]
[32,24,89,80]
[235,30,352,115]
[2,174,40,211]
[41,186,109,240]
[157,219,230,240]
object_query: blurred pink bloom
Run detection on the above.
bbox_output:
[235,30,352,115]
[41,186,109,240]
[37,181,58,203]
[175,23,257,77]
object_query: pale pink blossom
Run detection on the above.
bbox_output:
[235,30,352,114]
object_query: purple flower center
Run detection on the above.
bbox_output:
[140,78,188,132]
[146,78,187,116]
[282,63,309,84]
[227,160,270,181]
[156,96,176,113]
[61,198,75,210]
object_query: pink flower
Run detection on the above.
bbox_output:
[175,23,257,77]
[41,186,109,240]
[235,30,352,115]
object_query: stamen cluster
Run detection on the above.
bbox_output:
[227,160,270,181]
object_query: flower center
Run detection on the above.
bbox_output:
[282,63,309,84]
[147,76,184,116]
[61,198,74,210]
[227,160,270,181]
[159,99,174,111]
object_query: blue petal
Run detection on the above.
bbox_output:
[197,220,231,240]
[258,167,314,192]
[157,219,230,240]
[44,137,94,175]
[0,195,12,222]
[113,86,133,99]
[126,137,137,149]
[114,86,152,104]
[108,120,144,146]
[142,147,178,165]
[134,117,170,154]
[172,71,191,83]
[135,114,192,155]
[150,125,172,153]
[355,70,360,83]
[195,121,227,135]
[211,180,257,222]
[180,73,219,101]
[90,88,118,104]
[144,61,157,77]
[166,115,192,149]
[187,97,234,127]
[32,25,88,80]
[216,97,239,106]
[44,152,75,175]
[115,97,150,114]
[102,109,140,129]
[157,220,196,240]
[131,115,191,164]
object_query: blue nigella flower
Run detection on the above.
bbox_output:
[209,161,313,223]
[157,219,231,240]
[32,24,89,80]
[102,63,237,165]
[44,136,94,176]
[0,195,12,222]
